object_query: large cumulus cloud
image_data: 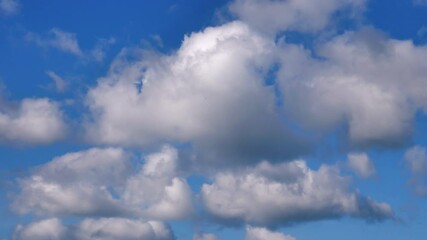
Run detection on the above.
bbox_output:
[85,21,305,165]
[85,22,427,164]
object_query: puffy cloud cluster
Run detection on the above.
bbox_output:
[79,23,407,231]
[229,0,365,34]
[8,0,427,237]
[12,145,392,234]
[12,146,193,220]
[14,218,173,240]
[0,98,66,145]
[201,160,392,227]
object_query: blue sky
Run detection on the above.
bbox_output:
[1,0,427,240]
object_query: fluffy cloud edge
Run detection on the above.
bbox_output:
[0,97,67,145]
[201,160,393,227]
[13,218,174,240]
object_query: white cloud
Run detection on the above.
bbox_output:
[4,1,426,238]
[47,29,83,56]
[201,160,393,227]
[123,145,194,220]
[14,218,173,240]
[229,0,365,34]
[14,218,68,240]
[0,0,19,15]
[46,71,68,93]
[75,218,173,240]
[12,146,194,220]
[193,233,221,240]
[0,98,66,145]
[12,148,131,216]
[347,153,376,178]
[245,226,295,240]
[278,28,427,147]
[405,146,427,196]
[85,21,304,165]
[84,22,427,163]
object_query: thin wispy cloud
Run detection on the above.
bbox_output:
[46,70,68,93]
[26,28,115,62]
[26,28,83,56]
[0,0,19,16]
[405,146,427,196]
[90,37,116,62]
